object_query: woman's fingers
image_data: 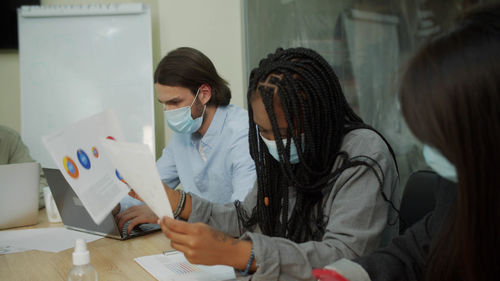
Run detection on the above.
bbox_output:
[161,216,192,234]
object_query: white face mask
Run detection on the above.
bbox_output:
[164,88,206,134]
[422,145,458,182]
[260,133,303,164]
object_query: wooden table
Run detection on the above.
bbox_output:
[0,209,172,281]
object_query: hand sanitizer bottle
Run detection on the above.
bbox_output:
[68,239,98,281]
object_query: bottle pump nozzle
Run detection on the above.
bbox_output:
[72,239,90,266]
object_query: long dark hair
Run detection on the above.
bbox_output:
[236,47,395,243]
[154,47,231,106]
[400,4,500,281]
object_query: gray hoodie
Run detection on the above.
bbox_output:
[188,129,400,280]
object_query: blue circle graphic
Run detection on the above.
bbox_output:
[67,160,76,173]
[77,149,91,169]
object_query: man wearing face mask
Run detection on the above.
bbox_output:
[115,47,256,234]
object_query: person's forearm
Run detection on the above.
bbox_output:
[179,194,192,220]
[237,240,257,273]
[163,183,192,220]
[220,239,256,273]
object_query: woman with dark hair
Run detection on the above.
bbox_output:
[315,3,500,281]
[134,47,399,280]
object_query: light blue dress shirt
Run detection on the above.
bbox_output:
[156,104,256,204]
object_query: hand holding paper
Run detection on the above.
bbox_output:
[100,139,173,219]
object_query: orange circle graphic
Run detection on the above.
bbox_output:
[63,156,79,179]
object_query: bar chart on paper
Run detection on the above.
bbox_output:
[135,251,236,281]
[164,262,199,275]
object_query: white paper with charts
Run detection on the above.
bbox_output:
[135,251,236,281]
[100,139,173,219]
[42,110,130,224]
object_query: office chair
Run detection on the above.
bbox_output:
[399,170,439,234]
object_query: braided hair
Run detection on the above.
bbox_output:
[236,47,394,243]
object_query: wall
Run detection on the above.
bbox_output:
[0,0,246,158]
[158,0,247,144]
[0,51,21,131]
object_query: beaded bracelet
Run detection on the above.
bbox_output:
[173,190,186,219]
[240,246,255,276]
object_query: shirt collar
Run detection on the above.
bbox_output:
[191,106,228,148]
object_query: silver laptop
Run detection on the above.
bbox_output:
[0,162,40,229]
[43,168,160,240]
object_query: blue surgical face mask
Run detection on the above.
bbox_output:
[164,88,206,134]
[260,133,303,164]
[422,145,458,182]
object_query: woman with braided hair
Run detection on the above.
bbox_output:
[133,47,399,280]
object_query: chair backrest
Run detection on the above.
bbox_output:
[399,170,439,234]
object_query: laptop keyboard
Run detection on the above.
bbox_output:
[121,221,159,238]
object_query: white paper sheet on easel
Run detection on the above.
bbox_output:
[42,110,130,224]
[99,139,173,219]
[135,251,236,281]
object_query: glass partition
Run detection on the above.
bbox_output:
[245,0,496,188]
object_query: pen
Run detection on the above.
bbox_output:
[162,249,177,255]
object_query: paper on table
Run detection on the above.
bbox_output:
[42,110,130,224]
[135,251,236,281]
[0,227,102,254]
[100,139,173,219]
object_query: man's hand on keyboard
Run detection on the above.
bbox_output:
[115,205,158,235]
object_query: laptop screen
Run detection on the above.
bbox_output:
[0,162,40,229]
[43,168,159,239]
